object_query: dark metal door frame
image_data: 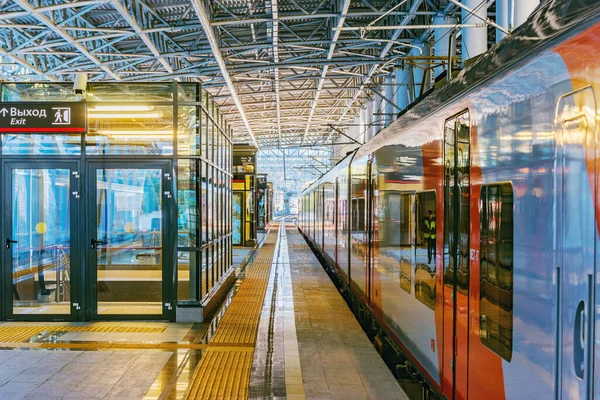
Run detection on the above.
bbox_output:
[2,159,81,322]
[85,160,175,321]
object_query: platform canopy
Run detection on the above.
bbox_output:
[0,0,488,148]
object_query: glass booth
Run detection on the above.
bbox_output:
[0,82,232,322]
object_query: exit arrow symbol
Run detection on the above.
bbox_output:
[0,108,7,117]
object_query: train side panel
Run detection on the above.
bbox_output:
[370,143,442,385]
[336,165,350,283]
[298,10,600,400]
[349,157,369,302]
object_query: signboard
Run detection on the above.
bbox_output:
[239,155,254,166]
[233,155,255,173]
[0,102,86,133]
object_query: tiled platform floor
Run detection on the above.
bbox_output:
[286,224,407,400]
[0,220,408,399]
[0,349,171,399]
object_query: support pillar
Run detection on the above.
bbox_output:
[374,89,383,132]
[433,13,457,78]
[411,42,429,101]
[384,74,394,127]
[461,0,488,61]
[394,66,411,114]
[496,0,509,42]
[513,0,539,29]
[360,107,368,143]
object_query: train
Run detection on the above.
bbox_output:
[297,1,600,399]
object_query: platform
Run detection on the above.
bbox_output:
[0,221,407,400]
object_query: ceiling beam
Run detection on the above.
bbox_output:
[111,1,174,74]
[13,0,121,80]
[190,0,258,148]
[326,0,424,144]
[211,11,439,27]
[302,0,351,145]
[0,48,59,82]
[269,0,282,147]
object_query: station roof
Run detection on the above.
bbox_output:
[0,0,462,148]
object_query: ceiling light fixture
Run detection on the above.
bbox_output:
[88,105,155,112]
[97,130,173,136]
[88,112,164,119]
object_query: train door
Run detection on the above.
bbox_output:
[2,161,80,321]
[366,159,375,306]
[555,87,596,399]
[443,111,470,400]
[334,178,339,269]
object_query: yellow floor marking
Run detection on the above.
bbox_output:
[184,225,278,399]
[0,324,166,343]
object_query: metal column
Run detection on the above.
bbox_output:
[384,74,394,127]
[496,0,509,42]
[433,13,457,78]
[513,0,539,29]
[411,42,429,101]
[395,66,411,112]
[461,0,488,61]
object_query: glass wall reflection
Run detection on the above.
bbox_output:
[12,168,71,315]
[96,168,162,315]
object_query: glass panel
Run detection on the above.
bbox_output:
[201,111,208,160]
[202,163,208,244]
[443,119,455,288]
[480,183,514,361]
[415,191,437,310]
[177,251,200,302]
[178,83,199,102]
[178,106,200,156]
[456,114,470,293]
[2,134,81,155]
[201,249,208,297]
[217,172,222,237]
[86,105,173,155]
[208,120,214,162]
[206,247,213,293]
[233,192,243,245]
[2,83,79,102]
[95,168,163,315]
[87,83,173,102]
[11,168,71,315]
[399,194,412,294]
[177,160,199,247]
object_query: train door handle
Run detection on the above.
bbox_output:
[574,300,585,379]
[5,239,18,249]
[90,239,107,249]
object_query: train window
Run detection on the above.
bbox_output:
[479,182,514,362]
[415,191,436,310]
[351,198,365,231]
[399,194,412,294]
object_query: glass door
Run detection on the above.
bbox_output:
[2,162,79,320]
[87,161,173,319]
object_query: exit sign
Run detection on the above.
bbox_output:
[0,102,86,133]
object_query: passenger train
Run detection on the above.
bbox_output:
[298,1,600,399]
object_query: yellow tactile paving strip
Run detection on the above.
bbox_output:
[211,246,275,344]
[184,225,278,400]
[0,324,166,343]
[183,350,254,399]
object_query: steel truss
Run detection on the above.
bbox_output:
[0,0,467,149]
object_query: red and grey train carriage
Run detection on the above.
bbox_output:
[298,0,600,398]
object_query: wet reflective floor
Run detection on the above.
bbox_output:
[0,221,408,399]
